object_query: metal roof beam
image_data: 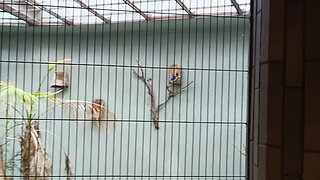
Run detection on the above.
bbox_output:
[150,11,249,20]
[74,0,111,24]
[0,0,42,25]
[230,0,244,15]
[27,0,73,25]
[175,0,194,17]
[123,0,150,21]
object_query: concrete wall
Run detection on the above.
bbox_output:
[0,17,249,178]
[249,0,320,179]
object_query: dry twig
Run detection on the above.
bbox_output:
[0,144,5,177]
[0,145,12,179]
[64,153,74,180]
[21,122,51,179]
[132,59,193,129]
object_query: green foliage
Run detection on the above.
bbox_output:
[0,59,71,177]
[0,82,61,122]
[0,59,71,121]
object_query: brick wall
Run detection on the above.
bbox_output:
[249,0,320,179]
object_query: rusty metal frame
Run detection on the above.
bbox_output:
[123,0,150,21]
[0,0,74,25]
[230,0,244,15]
[27,0,73,25]
[175,0,193,17]
[0,0,41,25]
[74,0,111,24]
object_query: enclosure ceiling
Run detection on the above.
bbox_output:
[0,0,250,26]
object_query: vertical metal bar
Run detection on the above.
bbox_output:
[140,1,148,176]
[74,0,83,174]
[225,2,233,176]
[3,4,11,179]
[147,0,155,176]
[204,1,214,177]
[89,0,98,175]
[97,0,106,176]
[183,8,192,179]
[111,2,120,178]
[12,4,21,177]
[66,5,75,178]
[197,1,206,177]
[125,6,134,178]
[162,8,170,178]
[154,1,163,176]
[119,3,127,177]
[190,0,198,176]
[244,3,251,178]
[176,4,184,177]
[132,6,143,177]
[169,7,178,178]
[81,3,90,177]
[104,3,112,175]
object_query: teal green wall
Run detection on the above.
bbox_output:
[0,17,249,178]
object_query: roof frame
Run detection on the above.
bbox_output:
[0,0,42,25]
[26,0,73,25]
[74,0,111,24]
[151,10,249,21]
[175,0,194,17]
[123,0,151,21]
[0,0,73,25]
[230,0,244,15]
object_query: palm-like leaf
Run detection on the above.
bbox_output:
[0,82,62,120]
[55,99,116,123]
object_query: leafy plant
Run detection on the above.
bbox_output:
[0,59,70,179]
[0,59,116,179]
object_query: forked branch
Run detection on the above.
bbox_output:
[158,81,193,109]
[132,59,158,128]
[132,59,193,129]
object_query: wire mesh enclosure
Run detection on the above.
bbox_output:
[0,0,250,179]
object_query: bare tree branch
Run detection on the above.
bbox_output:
[132,59,159,129]
[158,81,193,109]
[133,59,193,129]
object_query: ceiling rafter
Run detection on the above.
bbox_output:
[0,0,41,25]
[150,10,249,21]
[27,0,73,25]
[230,0,244,15]
[175,0,194,17]
[123,0,151,21]
[74,0,111,24]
